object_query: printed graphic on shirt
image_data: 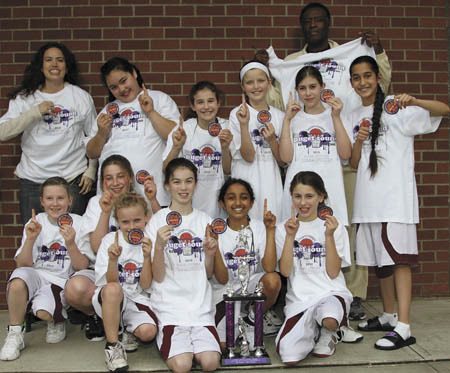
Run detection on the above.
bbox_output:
[224,227,260,277]
[42,105,75,134]
[352,118,388,150]
[184,145,222,176]
[36,241,69,269]
[167,229,204,269]
[111,107,144,138]
[293,235,326,270]
[307,58,346,82]
[118,260,142,285]
[293,126,336,160]
[250,128,274,161]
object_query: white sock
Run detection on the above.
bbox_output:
[394,321,411,340]
[8,325,23,333]
[379,312,397,326]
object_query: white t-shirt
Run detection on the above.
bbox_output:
[96,89,180,206]
[275,218,351,318]
[229,105,283,219]
[15,212,89,288]
[95,231,150,305]
[348,97,442,224]
[146,208,214,326]
[282,108,348,225]
[0,84,96,183]
[162,117,229,217]
[211,220,266,304]
[268,38,376,116]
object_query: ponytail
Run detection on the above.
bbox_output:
[368,84,385,177]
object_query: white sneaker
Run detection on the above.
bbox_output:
[312,328,338,357]
[266,308,283,327]
[0,325,25,361]
[46,321,66,344]
[263,312,280,336]
[105,342,128,372]
[120,331,138,353]
[339,325,364,343]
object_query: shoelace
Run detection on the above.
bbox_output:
[108,343,126,362]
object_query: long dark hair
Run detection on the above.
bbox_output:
[218,178,255,203]
[350,55,385,177]
[9,42,79,99]
[100,57,144,103]
[185,81,224,120]
[289,171,328,201]
[295,65,324,88]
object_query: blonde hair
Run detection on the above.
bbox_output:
[113,192,148,219]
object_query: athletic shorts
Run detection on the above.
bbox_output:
[356,222,418,267]
[70,268,95,282]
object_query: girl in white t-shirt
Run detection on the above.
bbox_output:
[279,65,351,223]
[87,57,180,206]
[229,60,284,219]
[212,178,281,345]
[163,81,233,217]
[349,56,449,351]
[0,177,90,361]
[0,42,97,224]
[275,171,352,365]
[147,158,226,372]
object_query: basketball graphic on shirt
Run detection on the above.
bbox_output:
[168,229,203,262]
[295,235,325,267]
[190,145,221,171]
[47,242,67,265]
[43,105,71,126]
[112,107,141,130]
[119,261,141,284]
[384,98,399,115]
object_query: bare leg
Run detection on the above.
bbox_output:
[393,265,412,324]
[100,283,123,343]
[379,274,396,314]
[166,352,193,373]
[260,272,281,311]
[7,279,29,325]
[64,276,96,315]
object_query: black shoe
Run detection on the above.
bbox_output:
[85,314,105,341]
[349,297,366,321]
[67,307,88,325]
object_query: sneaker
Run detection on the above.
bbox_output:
[263,312,280,336]
[120,331,138,353]
[85,314,105,342]
[266,308,283,327]
[46,321,66,344]
[312,328,338,358]
[105,342,128,372]
[0,325,25,361]
[338,325,364,343]
[349,297,366,321]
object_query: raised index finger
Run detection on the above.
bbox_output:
[115,230,119,246]
[141,83,148,94]
[31,208,36,220]
[263,198,268,214]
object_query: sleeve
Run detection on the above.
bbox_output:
[0,100,41,141]
[80,197,101,237]
[153,90,180,122]
[376,51,392,95]
[228,107,243,159]
[333,221,351,268]
[82,92,98,139]
[94,235,111,286]
[398,105,442,137]
[83,158,98,181]
[73,215,96,264]
[145,214,160,261]
[275,222,286,260]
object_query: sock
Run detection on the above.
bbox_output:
[8,325,23,333]
[379,312,397,326]
[105,341,118,348]
[394,321,411,340]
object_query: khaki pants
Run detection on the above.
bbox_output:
[342,165,368,299]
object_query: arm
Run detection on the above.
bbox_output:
[218,128,233,175]
[89,192,115,253]
[151,225,172,283]
[86,113,112,159]
[139,237,153,290]
[261,199,277,273]
[324,216,341,279]
[328,98,352,160]
[236,95,256,162]
[279,215,299,277]
[106,232,121,283]
[203,225,218,279]
[262,123,284,166]
[143,176,161,214]
[15,210,41,267]
[279,93,300,164]
[60,225,89,271]
[213,249,228,284]
[349,126,370,169]
[396,94,450,117]
[162,122,186,170]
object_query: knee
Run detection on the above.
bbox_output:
[168,356,192,373]
[262,272,281,294]
[134,324,157,342]
[8,278,28,295]
[36,310,52,321]
[101,283,123,302]
[65,277,95,304]
[198,352,220,372]
[322,317,338,331]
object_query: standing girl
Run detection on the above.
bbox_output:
[163,81,233,217]
[279,66,351,223]
[349,56,449,350]
[229,60,284,219]
[87,57,180,206]
[147,158,226,373]
[0,177,90,361]
[275,171,352,364]
[0,42,97,223]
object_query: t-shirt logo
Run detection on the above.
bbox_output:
[293,235,325,268]
[118,261,142,284]
[168,230,203,263]
[37,242,68,268]
[307,58,345,79]
[294,127,335,153]
[189,145,221,171]
[112,108,141,130]
[43,105,72,126]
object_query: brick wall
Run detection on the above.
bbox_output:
[0,0,448,307]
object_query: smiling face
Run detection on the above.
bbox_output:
[191,88,220,126]
[102,164,132,197]
[291,183,324,222]
[166,167,197,208]
[41,47,67,86]
[241,68,271,106]
[220,183,254,225]
[40,185,72,223]
[106,68,141,103]
[350,62,380,106]
[116,204,149,236]
[296,75,324,112]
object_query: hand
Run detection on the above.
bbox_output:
[142,237,152,258]
[139,83,154,115]
[79,175,94,195]
[356,125,370,143]
[327,97,343,117]
[60,224,76,246]
[237,94,250,127]
[394,93,416,109]
[99,190,115,214]
[218,128,233,149]
[97,113,113,138]
[38,101,54,115]
[263,198,276,230]
[172,117,187,149]
[359,30,383,54]
[285,92,301,121]
[155,225,173,251]
[284,206,300,236]
[324,215,338,236]
[203,224,218,257]
[108,231,122,260]
[254,49,269,65]
[143,175,157,201]
[25,209,42,241]
[260,122,277,144]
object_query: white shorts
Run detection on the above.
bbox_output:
[157,325,221,361]
[275,295,347,363]
[9,267,66,323]
[70,268,95,282]
[92,287,157,333]
[356,223,418,267]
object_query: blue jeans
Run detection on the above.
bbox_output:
[19,175,93,225]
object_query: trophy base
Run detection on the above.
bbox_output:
[222,353,271,366]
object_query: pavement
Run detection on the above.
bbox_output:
[0,298,449,372]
